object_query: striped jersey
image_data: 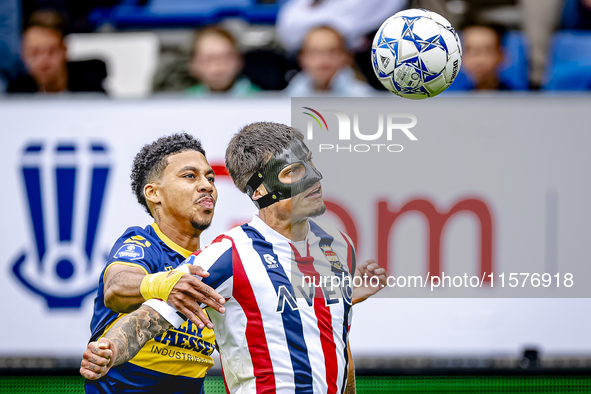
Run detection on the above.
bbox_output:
[149,215,356,394]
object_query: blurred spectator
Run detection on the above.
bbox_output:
[276,0,406,90]
[22,0,122,33]
[284,26,373,96]
[276,0,406,54]
[561,0,591,29]
[0,0,23,93]
[185,27,260,97]
[458,24,511,90]
[410,0,455,25]
[521,0,563,88]
[8,9,106,94]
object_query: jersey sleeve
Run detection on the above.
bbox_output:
[104,227,162,276]
[182,236,234,300]
[144,236,234,328]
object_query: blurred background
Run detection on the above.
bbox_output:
[1,0,590,97]
[1,0,591,393]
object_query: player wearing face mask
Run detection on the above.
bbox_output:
[81,123,387,394]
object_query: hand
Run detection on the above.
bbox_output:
[80,338,116,380]
[352,259,387,305]
[167,265,226,329]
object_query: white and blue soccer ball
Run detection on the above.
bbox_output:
[371,9,462,99]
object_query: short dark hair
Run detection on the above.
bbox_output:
[225,122,303,193]
[131,133,206,216]
[25,9,67,38]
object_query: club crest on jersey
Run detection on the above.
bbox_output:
[114,244,144,260]
[11,141,110,309]
[320,244,343,270]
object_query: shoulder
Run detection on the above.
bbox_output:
[231,77,262,96]
[309,219,355,251]
[110,226,161,257]
[333,67,374,96]
[186,224,263,263]
[181,234,236,277]
[200,225,253,252]
[185,83,208,96]
[309,219,343,239]
[117,225,158,243]
[284,72,312,96]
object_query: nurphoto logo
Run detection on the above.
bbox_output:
[302,107,418,153]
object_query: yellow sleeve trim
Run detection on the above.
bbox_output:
[103,261,149,283]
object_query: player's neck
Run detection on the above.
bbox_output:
[156,219,201,252]
[258,210,308,242]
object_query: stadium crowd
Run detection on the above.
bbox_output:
[1,0,590,96]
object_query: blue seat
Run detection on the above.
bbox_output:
[88,0,279,29]
[447,30,529,91]
[544,31,591,90]
[498,31,529,90]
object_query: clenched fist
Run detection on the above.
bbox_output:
[80,338,116,380]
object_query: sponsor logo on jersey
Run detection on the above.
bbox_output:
[263,253,279,269]
[114,244,144,260]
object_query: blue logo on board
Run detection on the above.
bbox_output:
[11,142,110,308]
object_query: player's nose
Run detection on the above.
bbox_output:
[196,175,214,194]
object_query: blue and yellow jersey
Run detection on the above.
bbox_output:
[86,223,215,394]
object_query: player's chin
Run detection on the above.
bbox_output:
[306,202,326,219]
[191,218,212,231]
[191,212,214,231]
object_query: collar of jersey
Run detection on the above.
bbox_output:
[150,222,193,258]
[249,214,310,246]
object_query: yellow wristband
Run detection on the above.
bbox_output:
[140,270,186,302]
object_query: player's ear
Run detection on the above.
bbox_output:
[251,184,267,201]
[144,183,161,205]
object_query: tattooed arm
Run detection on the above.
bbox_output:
[80,304,172,380]
[345,341,356,394]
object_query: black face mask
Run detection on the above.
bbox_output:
[245,138,323,209]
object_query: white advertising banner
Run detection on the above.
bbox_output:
[0,97,589,359]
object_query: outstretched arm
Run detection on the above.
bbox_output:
[80,304,172,380]
[345,341,356,394]
[104,264,225,329]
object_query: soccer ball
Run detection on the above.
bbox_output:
[371,9,462,99]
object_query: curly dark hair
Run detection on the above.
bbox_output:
[131,133,206,216]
